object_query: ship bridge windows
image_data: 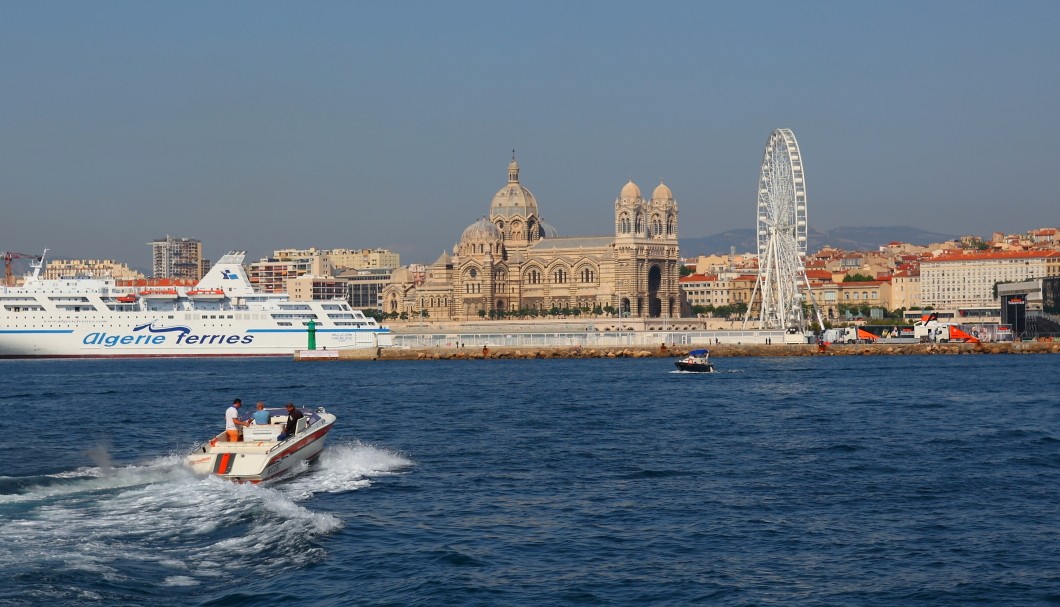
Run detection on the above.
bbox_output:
[327,313,355,319]
[278,303,312,311]
[321,304,345,311]
[332,321,367,327]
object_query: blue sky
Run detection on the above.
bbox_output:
[2,1,1057,268]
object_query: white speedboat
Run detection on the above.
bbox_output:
[185,406,336,483]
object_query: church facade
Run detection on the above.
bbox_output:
[382,157,683,320]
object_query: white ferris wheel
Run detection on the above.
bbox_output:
[744,128,824,332]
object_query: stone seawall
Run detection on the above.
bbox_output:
[296,341,1060,361]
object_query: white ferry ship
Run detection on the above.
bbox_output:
[0,251,392,358]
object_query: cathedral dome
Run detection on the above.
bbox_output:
[539,220,559,238]
[619,179,641,200]
[460,217,503,243]
[652,181,673,201]
[491,157,538,218]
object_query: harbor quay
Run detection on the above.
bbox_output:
[295,338,1060,361]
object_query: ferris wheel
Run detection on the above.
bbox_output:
[744,128,824,332]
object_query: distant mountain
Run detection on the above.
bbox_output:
[680,226,959,256]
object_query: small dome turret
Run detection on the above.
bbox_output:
[652,181,673,201]
[620,179,641,200]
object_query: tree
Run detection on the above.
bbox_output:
[680,265,694,277]
[477,309,486,319]
[842,273,875,282]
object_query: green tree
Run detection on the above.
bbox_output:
[842,273,875,282]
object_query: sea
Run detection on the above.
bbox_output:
[1,354,1058,606]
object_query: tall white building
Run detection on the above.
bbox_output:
[920,251,1060,311]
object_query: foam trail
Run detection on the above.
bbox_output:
[280,440,413,500]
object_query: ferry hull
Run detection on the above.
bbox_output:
[1,250,392,358]
[0,327,390,358]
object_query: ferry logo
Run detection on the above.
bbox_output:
[134,321,192,337]
[82,321,254,347]
[221,269,239,280]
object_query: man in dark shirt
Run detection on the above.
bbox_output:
[278,402,305,441]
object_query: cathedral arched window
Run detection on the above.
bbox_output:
[667,217,675,235]
[527,269,541,285]
[635,214,642,233]
[580,268,595,283]
[554,268,567,284]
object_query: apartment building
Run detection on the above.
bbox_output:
[890,268,921,311]
[328,248,400,271]
[920,251,1060,311]
[150,236,204,280]
[44,259,144,281]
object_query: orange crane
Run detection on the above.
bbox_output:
[3,252,40,286]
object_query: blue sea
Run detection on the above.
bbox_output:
[1,355,1059,606]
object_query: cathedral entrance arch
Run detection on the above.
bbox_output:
[620,298,631,317]
[647,265,662,317]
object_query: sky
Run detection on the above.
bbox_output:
[2,1,1058,269]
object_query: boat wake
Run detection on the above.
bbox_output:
[280,440,413,499]
[0,441,411,602]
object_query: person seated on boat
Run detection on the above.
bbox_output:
[251,401,271,425]
[225,398,250,442]
[276,402,304,441]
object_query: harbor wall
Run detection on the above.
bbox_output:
[295,341,1060,361]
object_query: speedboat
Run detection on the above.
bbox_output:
[674,349,714,373]
[185,406,336,483]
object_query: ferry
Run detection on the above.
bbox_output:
[0,251,392,358]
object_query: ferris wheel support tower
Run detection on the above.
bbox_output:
[743,128,825,333]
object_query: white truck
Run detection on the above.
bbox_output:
[913,320,979,343]
[822,327,859,344]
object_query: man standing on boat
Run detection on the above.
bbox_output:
[225,399,250,442]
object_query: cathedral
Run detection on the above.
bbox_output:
[382,157,682,320]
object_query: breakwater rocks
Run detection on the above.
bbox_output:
[297,341,1060,361]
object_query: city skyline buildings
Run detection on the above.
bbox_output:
[2,3,1058,266]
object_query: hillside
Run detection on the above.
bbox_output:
[680,226,959,256]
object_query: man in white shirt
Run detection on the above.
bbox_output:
[225,398,249,442]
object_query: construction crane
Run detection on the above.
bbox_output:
[3,252,41,286]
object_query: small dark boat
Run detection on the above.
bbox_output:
[674,349,714,373]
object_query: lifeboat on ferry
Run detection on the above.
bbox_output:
[116,294,138,303]
[185,406,336,483]
[186,288,226,301]
[139,288,179,300]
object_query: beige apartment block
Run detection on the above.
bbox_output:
[891,269,921,311]
[679,273,733,309]
[327,248,400,271]
[383,157,682,320]
[835,280,892,315]
[44,259,144,281]
[287,275,347,302]
[920,251,1060,310]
